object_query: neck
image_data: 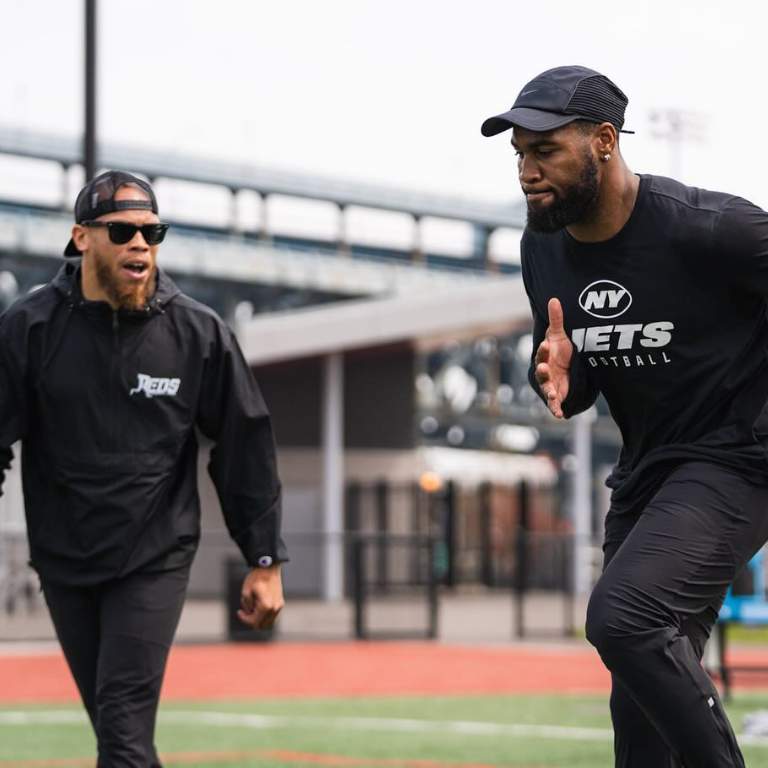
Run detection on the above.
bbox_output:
[81,258,118,308]
[566,160,640,243]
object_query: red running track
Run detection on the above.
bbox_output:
[0,642,611,703]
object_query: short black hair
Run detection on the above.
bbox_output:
[572,119,600,134]
[571,119,620,144]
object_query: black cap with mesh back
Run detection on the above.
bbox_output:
[481,65,634,137]
[64,170,159,257]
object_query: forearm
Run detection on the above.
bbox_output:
[218,484,289,567]
[208,410,289,567]
[199,326,289,566]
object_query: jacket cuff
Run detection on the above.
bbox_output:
[234,526,289,568]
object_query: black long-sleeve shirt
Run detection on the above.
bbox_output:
[522,174,768,510]
[0,261,287,585]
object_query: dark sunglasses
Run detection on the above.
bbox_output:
[82,220,170,246]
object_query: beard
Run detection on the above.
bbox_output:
[94,252,156,311]
[526,152,600,233]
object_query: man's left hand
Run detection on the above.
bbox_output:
[237,564,284,630]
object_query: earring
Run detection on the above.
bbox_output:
[602,153,612,161]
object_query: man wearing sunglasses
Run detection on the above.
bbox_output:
[0,170,287,767]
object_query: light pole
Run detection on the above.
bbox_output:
[84,0,97,181]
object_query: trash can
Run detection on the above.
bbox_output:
[225,558,276,642]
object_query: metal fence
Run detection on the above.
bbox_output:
[350,533,439,640]
[0,472,598,643]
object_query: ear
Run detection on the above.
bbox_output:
[594,122,618,159]
[71,224,89,253]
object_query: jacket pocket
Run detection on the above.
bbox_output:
[53,452,175,567]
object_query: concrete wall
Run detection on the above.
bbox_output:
[255,344,416,449]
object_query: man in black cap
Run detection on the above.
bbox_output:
[483,65,768,767]
[0,171,287,767]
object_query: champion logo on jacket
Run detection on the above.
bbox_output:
[129,373,181,398]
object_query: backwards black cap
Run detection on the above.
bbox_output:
[64,170,159,257]
[481,65,634,137]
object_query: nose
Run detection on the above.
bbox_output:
[518,154,542,186]
[128,230,150,250]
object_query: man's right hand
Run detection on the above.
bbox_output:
[534,298,573,420]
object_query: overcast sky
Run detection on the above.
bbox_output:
[0,0,761,214]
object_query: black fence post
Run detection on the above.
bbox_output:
[344,482,361,597]
[562,528,576,637]
[410,481,422,585]
[479,481,494,587]
[514,480,530,639]
[351,533,440,641]
[345,482,361,531]
[352,537,366,639]
[375,480,389,591]
[444,480,457,587]
[718,622,731,702]
[426,538,439,639]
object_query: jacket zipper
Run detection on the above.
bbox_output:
[111,310,120,451]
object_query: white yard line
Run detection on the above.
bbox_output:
[2,708,768,748]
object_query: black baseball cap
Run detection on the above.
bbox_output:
[481,65,634,137]
[64,170,159,257]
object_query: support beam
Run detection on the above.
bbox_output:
[60,165,70,210]
[473,224,492,269]
[258,192,270,242]
[411,214,423,264]
[229,188,240,233]
[337,203,349,256]
[321,352,344,600]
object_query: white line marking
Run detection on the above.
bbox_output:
[0,711,87,725]
[159,712,615,742]
[1,709,768,748]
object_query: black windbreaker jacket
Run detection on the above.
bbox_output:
[0,261,287,585]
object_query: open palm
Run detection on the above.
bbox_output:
[534,298,573,419]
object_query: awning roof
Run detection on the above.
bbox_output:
[236,274,530,364]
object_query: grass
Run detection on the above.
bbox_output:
[3,693,768,767]
[726,626,768,645]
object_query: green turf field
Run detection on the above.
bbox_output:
[3,694,768,767]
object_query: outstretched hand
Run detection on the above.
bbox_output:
[534,298,573,419]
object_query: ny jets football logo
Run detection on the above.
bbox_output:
[129,373,181,398]
[578,280,632,319]
[572,279,673,369]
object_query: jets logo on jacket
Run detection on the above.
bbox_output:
[129,373,181,398]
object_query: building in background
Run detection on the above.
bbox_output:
[0,129,619,615]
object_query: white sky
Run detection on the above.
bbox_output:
[0,0,762,213]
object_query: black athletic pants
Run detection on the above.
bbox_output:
[585,461,768,767]
[41,567,189,768]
